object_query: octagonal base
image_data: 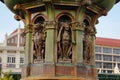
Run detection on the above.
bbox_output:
[21,63,97,80]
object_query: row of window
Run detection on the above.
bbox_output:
[96,54,120,61]
[7,57,24,64]
[96,62,120,69]
[95,46,120,54]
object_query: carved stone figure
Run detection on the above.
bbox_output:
[83,27,92,64]
[57,22,75,61]
[33,23,45,62]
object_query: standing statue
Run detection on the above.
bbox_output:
[83,27,92,64]
[33,23,45,62]
[57,22,75,61]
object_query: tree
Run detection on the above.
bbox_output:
[0,70,13,80]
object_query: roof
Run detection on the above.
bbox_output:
[10,28,24,35]
[95,37,120,47]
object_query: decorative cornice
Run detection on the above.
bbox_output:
[21,0,44,10]
[87,4,104,15]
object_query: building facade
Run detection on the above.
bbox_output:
[0,25,25,75]
[95,37,120,73]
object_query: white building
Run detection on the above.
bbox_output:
[0,24,25,75]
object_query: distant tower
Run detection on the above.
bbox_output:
[1,0,120,80]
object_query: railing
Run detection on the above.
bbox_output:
[6,64,16,68]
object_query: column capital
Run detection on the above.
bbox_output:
[44,21,56,29]
[90,26,97,36]
[72,22,85,31]
[24,24,34,33]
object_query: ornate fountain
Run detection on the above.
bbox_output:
[1,0,120,80]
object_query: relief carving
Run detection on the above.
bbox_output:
[83,26,93,64]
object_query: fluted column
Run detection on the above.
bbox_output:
[74,6,85,63]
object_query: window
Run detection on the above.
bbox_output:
[113,48,120,54]
[95,46,101,52]
[96,62,102,68]
[114,56,120,62]
[103,47,112,53]
[7,57,11,63]
[20,57,24,63]
[12,57,15,63]
[7,57,16,63]
[118,64,120,69]
[103,55,112,61]
[103,63,112,69]
[95,54,101,60]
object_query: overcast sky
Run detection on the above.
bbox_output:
[0,2,120,42]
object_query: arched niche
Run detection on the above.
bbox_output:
[57,14,74,62]
[32,15,46,63]
[32,14,47,24]
[34,16,45,24]
[58,15,72,23]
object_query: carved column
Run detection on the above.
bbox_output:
[25,24,33,65]
[45,21,55,63]
[73,22,84,63]
[45,2,55,63]
[22,12,33,77]
[90,27,96,66]
[43,2,55,76]
[74,6,85,64]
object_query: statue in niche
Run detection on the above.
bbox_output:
[83,26,92,64]
[57,22,75,62]
[33,23,45,62]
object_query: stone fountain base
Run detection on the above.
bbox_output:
[21,63,97,80]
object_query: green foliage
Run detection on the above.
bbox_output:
[98,73,120,80]
[0,70,14,80]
